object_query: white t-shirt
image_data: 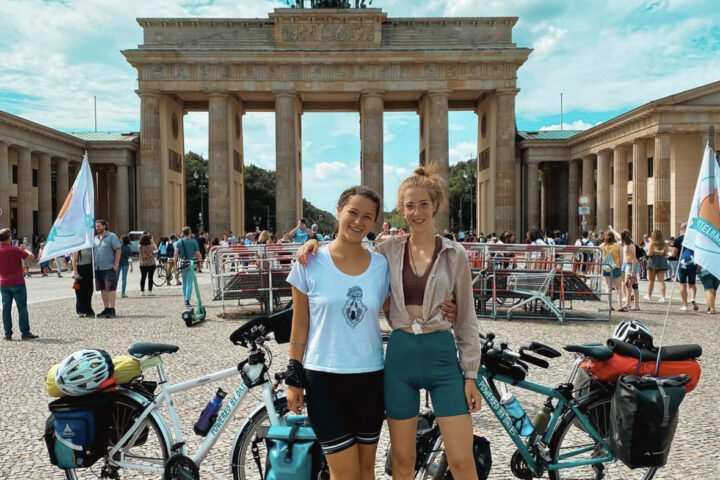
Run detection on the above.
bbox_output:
[286,245,390,374]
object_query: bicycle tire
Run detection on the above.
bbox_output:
[231,397,291,480]
[64,394,170,479]
[548,392,657,480]
[153,265,167,287]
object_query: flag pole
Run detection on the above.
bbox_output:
[654,245,684,375]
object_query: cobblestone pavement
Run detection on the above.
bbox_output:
[1,272,718,479]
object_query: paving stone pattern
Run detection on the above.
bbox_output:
[1,273,718,479]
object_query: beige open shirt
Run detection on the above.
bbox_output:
[375,235,481,379]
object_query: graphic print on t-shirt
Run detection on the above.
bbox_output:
[343,286,368,328]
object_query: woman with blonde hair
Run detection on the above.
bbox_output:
[645,229,669,302]
[600,229,624,311]
[621,229,639,311]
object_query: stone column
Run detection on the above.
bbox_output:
[360,91,384,230]
[541,164,551,230]
[139,92,162,237]
[426,90,450,230]
[581,154,595,231]
[275,91,302,234]
[526,161,540,231]
[56,158,69,208]
[116,163,130,235]
[568,159,580,241]
[38,153,52,235]
[17,148,33,239]
[654,133,671,235]
[632,141,648,241]
[0,142,9,229]
[495,89,518,235]
[208,92,231,237]
[612,145,629,230]
[596,150,611,231]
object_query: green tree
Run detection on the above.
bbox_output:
[448,158,477,233]
[244,164,277,233]
[184,151,208,231]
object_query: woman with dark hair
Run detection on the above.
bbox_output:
[138,234,157,296]
[118,235,134,298]
[645,229,669,302]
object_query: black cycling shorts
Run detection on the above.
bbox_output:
[305,369,384,455]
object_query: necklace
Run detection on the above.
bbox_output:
[408,238,433,278]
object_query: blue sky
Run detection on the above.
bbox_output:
[2,0,719,213]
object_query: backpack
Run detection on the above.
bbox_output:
[610,374,689,469]
[44,393,114,469]
[634,243,647,260]
[257,416,324,480]
[602,248,616,273]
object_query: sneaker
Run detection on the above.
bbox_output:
[681,305,688,311]
[658,297,666,303]
[96,309,111,318]
[57,273,62,278]
[77,313,86,318]
[148,292,155,297]
[4,336,11,341]
[140,291,145,296]
[106,309,117,318]
[121,294,128,298]
[176,281,182,286]
[21,333,39,340]
[643,295,652,301]
[692,300,699,311]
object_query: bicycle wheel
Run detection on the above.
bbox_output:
[231,397,291,480]
[64,394,170,480]
[153,265,166,287]
[548,393,657,480]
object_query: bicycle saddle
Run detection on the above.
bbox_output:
[563,343,613,360]
[128,342,180,358]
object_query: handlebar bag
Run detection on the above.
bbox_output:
[258,417,323,480]
[580,354,700,392]
[610,374,689,469]
[44,393,114,469]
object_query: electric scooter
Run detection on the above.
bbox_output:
[181,260,207,326]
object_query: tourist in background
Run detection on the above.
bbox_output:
[72,247,94,318]
[20,239,32,277]
[138,234,157,296]
[174,227,202,310]
[118,235,134,298]
[93,219,122,318]
[674,222,698,311]
[196,230,207,272]
[600,230,624,311]
[0,228,38,340]
[645,229,669,303]
[621,229,640,311]
[698,265,718,314]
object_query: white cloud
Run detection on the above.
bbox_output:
[449,141,476,165]
[539,120,599,131]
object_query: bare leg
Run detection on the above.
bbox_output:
[436,414,478,480]
[324,444,361,480]
[388,417,418,480]
[647,271,655,298]
[658,271,667,299]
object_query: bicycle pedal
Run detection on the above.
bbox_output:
[170,441,186,453]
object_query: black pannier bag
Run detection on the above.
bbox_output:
[609,374,689,469]
[44,393,114,469]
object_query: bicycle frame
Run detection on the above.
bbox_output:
[109,354,284,473]
[476,366,614,472]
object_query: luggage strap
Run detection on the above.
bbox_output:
[641,375,689,428]
[284,423,300,462]
[56,434,84,451]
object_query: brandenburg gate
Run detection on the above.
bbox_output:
[123,8,530,236]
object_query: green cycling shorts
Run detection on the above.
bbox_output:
[384,329,468,420]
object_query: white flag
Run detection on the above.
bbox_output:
[39,153,95,262]
[683,143,720,278]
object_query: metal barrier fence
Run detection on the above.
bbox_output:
[462,243,610,323]
[209,244,300,314]
[209,241,610,322]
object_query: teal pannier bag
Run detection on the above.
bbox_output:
[610,374,689,469]
[258,415,322,480]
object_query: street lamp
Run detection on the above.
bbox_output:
[193,170,208,231]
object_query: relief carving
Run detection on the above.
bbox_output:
[281,24,373,43]
[197,65,215,80]
[173,65,189,80]
[145,64,164,80]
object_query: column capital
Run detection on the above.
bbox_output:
[360,90,385,99]
[135,90,160,98]
[427,89,452,97]
[38,152,51,160]
[582,153,596,161]
[273,90,297,99]
[632,138,649,146]
[207,91,229,98]
[613,144,631,152]
[495,88,520,97]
